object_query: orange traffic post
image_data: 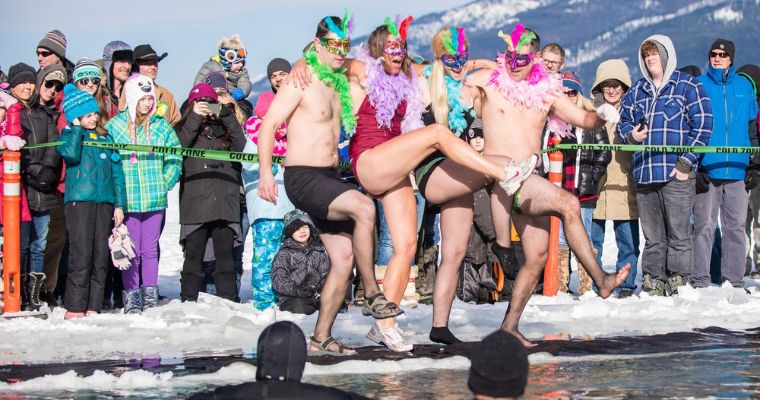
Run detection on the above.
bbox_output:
[3,151,21,313]
[543,137,562,296]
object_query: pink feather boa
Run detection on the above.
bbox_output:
[352,44,423,133]
[487,52,564,112]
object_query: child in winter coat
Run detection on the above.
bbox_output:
[242,92,293,311]
[271,210,329,315]
[193,34,251,102]
[56,84,126,319]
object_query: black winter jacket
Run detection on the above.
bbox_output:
[562,126,612,198]
[178,108,246,224]
[271,237,330,300]
[20,101,61,212]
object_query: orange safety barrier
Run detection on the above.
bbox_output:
[543,137,562,296]
[3,151,21,313]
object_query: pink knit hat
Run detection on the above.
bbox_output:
[254,92,275,118]
[187,83,218,104]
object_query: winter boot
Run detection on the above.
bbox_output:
[122,288,143,314]
[416,244,438,301]
[24,272,46,311]
[558,248,571,293]
[141,286,159,311]
[575,249,596,296]
[642,274,667,296]
[668,275,687,295]
[492,243,520,280]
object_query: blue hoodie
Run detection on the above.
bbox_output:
[698,65,759,180]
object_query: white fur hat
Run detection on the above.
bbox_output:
[124,73,156,122]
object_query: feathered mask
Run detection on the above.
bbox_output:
[497,23,536,53]
[443,27,466,56]
[384,15,414,42]
[324,8,355,39]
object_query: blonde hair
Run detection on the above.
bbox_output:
[429,28,469,127]
[216,89,247,126]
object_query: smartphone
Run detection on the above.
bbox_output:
[207,103,222,117]
[637,117,648,130]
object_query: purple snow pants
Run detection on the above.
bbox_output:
[122,210,165,290]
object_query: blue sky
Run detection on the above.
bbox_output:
[2,0,468,100]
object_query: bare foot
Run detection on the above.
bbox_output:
[598,264,631,299]
[503,327,538,348]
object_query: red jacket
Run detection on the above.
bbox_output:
[1,102,32,222]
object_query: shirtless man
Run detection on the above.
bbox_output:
[257,15,401,355]
[466,24,630,346]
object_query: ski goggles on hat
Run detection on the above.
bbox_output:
[505,50,533,68]
[384,39,407,57]
[440,51,469,69]
[223,47,247,63]
[319,38,351,57]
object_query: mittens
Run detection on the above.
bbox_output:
[595,103,620,124]
[108,224,136,270]
[231,88,245,101]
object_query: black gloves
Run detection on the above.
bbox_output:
[695,168,711,194]
[27,167,58,193]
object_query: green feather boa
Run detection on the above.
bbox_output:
[304,47,357,135]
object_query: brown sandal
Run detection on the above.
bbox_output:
[309,336,357,356]
[362,292,404,319]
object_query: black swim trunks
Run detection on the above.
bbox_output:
[283,166,355,235]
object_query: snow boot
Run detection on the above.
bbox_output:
[122,288,143,314]
[141,286,159,311]
[668,275,687,295]
[22,272,46,311]
[642,274,667,296]
[492,243,520,280]
[416,244,438,301]
[558,248,570,293]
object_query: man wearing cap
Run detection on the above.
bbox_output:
[692,39,759,290]
[619,35,712,296]
[124,44,180,125]
[469,330,529,399]
[103,41,134,117]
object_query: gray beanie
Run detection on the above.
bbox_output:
[267,58,292,77]
[37,29,67,60]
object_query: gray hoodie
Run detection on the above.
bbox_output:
[638,34,677,93]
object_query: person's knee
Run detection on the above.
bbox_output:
[393,235,418,261]
[352,197,376,227]
[560,194,581,218]
[441,244,467,268]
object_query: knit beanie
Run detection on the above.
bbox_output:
[737,64,760,100]
[466,118,484,143]
[203,71,228,91]
[124,74,156,122]
[36,64,67,90]
[37,29,67,60]
[8,63,37,88]
[267,58,292,77]
[710,38,735,62]
[62,84,99,122]
[254,92,275,118]
[73,58,102,83]
[468,330,529,398]
[561,71,583,93]
[187,83,218,104]
[283,209,316,239]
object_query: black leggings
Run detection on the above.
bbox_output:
[181,221,236,302]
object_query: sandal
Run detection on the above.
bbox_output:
[362,292,404,319]
[309,336,357,356]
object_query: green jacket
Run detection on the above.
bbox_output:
[56,125,127,209]
[105,112,182,212]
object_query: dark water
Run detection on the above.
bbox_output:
[4,328,760,399]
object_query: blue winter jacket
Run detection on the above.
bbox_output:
[697,65,759,180]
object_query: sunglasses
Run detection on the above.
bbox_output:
[709,51,730,59]
[440,52,469,69]
[224,48,247,63]
[319,38,351,57]
[384,39,407,56]
[505,50,533,68]
[78,77,101,86]
[36,50,53,57]
[43,80,63,91]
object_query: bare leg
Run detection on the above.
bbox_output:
[432,195,473,328]
[376,182,418,329]
[356,125,506,196]
[311,231,356,354]
[490,184,513,248]
[324,190,384,302]
[513,175,630,298]
[499,213,550,347]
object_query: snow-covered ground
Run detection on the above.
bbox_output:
[2,188,760,393]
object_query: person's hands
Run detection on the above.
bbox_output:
[595,103,620,124]
[231,88,245,101]
[72,118,80,126]
[192,101,210,117]
[113,207,124,227]
[0,136,25,151]
[288,58,311,90]
[258,173,278,204]
[669,167,689,181]
[631,123,648,143]
[696,169,711,193]
[37,167,58,189]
